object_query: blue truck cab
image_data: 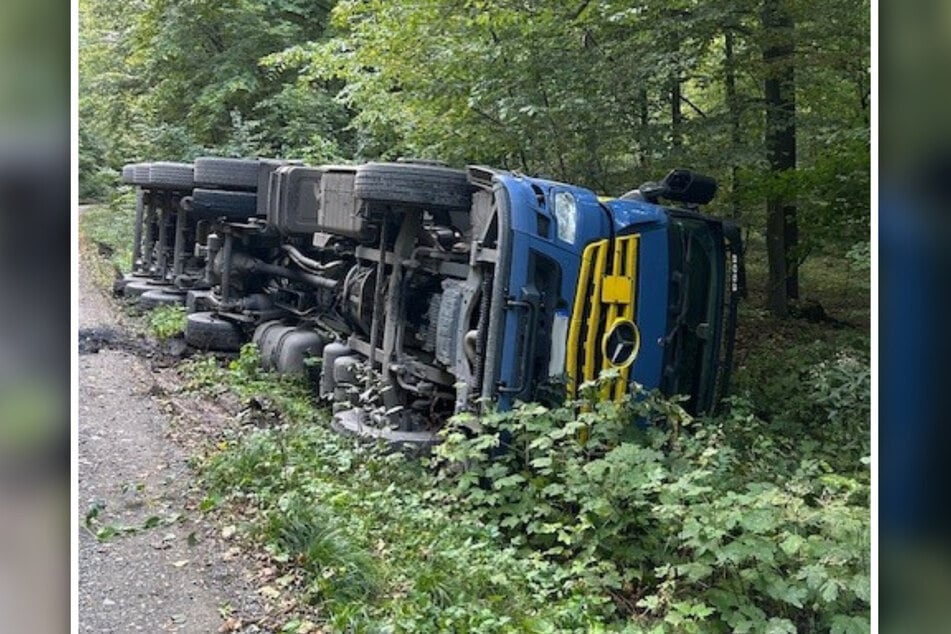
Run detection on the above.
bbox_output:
[470,166,743,417]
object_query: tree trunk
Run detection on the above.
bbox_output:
[670,72,682,151]
[724,29,741,220]
[637,87,649,167]
[762,0,797,316]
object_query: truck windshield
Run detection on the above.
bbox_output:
[662,213,725,414]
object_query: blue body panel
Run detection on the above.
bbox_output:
[604,197,670,390]
[492,174,670,409]
[628,226,668,390]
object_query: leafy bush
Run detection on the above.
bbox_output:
[809,352,871,427]
[148,305,186,341]
[846,242,871,272]
[731,330,870,478]
[806,351,871,462]
[430,379,870,632]
[186,342,869,632]
[80,166,118,203]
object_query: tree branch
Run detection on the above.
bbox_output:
[570,0,592,21]
[680,95,707,118]
[470,106,505,128]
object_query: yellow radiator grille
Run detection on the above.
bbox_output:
[566,235,639,400]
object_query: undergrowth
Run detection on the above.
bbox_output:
[431,381,869,633]
[187,346,609,632]
[148,305,187,341]
[732,309,871,478]
[79,190,135,274]
[185,345,870,633]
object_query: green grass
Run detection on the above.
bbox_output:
[209,428,602,632]
[79,191,136,274]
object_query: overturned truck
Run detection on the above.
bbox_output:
[121,159,744,445]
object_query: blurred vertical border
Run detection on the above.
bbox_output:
[0,0,70,630]
[880,0,951,631]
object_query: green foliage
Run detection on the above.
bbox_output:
[175,306,869,632]
[431,379,870,632]
[263,496,381,606]
[806,351,871,459]
[731,313,870,476]
[79,125,117,202]
[180,300,869,633]
[290,0,869,315]
[81,0,870,308]
[79,197,135,273]
[182,345,318,424]
[83,501,182,543]
[308,0,868,200]
[148,305,186,341]
[79,0,352,175]
[196,353,610,632]
[846,242,871,272]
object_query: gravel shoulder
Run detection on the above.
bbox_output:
[78,229,261,632]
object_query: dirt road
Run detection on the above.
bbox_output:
[77,234,259,632]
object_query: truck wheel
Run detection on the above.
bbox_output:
[194,158,259,191]
[113,272,151,294]
[395,157,450,167]
[131,163,151,186]
[147,162,194,190]
[184,312,244,351]
[354,162,472,210]
[138,289,186,310]
[123,280,170,298]
[186,188,258,219]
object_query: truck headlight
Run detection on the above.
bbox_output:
[553,191,577,243]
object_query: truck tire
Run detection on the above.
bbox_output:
[185,312,244,352]
[185,188,258,219]
[147,162,194,190]
[354,162,472,210]
[123,279,170,298]
[132,163,151,186]
[127,282,155,299]
[113,272,153,295]
[138,289,186,310]
[194,158,258,191]
[395,157,450,167]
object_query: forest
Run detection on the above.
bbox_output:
[79,0,870,631]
